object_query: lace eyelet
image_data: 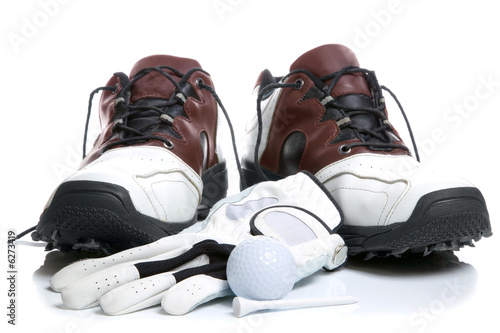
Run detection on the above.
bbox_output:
[112,118,124,129]
[163,140,174,150]
[196,77,204,87]
[114,97,125,106]
[339,145,351,154]
[294,79,304,90]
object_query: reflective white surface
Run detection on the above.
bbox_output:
[8,236,494,333]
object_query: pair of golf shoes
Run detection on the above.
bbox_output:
[31,44,492,258]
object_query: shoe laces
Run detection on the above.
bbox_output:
[84,66,245,187]
[84,66,199,157]
[254,65,420,181]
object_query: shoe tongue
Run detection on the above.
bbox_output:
[290,44,371,98]
[128,55,201,103]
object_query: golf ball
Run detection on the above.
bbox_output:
[227,236,297,300]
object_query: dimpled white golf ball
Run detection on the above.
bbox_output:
[227,236,297,300]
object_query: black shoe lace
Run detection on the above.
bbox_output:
[83,66,244,188]
[196,80,246,189]
[84,66,191,158]
[254,65,420,181]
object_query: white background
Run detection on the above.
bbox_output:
[1,0,499,332]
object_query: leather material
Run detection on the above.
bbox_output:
[255,69,277,97]
[80,55,220,176]
[169,71,219,175]
[257,44,409,176]
[290,44,371,97]
[128,55,201,103]
[315,154,475,227]
[259,72,408,176]
[68,146,203,223]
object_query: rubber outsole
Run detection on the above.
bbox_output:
[32,162,228,253]
[242,160,492,258]
[339,187,492,259]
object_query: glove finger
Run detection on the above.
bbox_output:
[60,265,140,309]
[51,233,208,291]
[101,253,229,315]
[97,239,232,315]
[99,272,176,315]
[161,245,233,316]
[161,274,231,316]
[99,246,218,315]
[59,238,219,309]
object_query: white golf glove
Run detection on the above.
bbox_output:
[50,171,346,315]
